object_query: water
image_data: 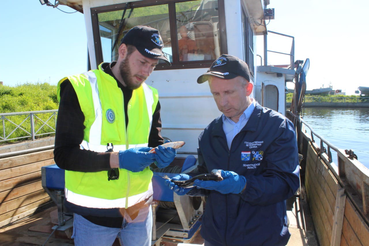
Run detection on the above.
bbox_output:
[300,107,369,168]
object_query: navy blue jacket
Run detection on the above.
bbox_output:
[195,103,300,246]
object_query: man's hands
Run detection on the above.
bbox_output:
[118,147,155,172]
[154,145,176,168]
[165,174,193,196]
[165,170,246,195]
[194,170,246,194]
[117,145,177,172]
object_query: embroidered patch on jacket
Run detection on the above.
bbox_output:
[243,163,260,169]
[106,109,115,123]
[252,151,264,161]
[244,141,263,149]
[241,151,251,161]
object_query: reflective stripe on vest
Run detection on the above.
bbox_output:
[81,70,154,151]
[65,182,153,209]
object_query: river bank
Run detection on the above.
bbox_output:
[286,95,369,108]
[286,102,369,108]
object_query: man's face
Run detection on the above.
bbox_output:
[119,49,158,90]
[209,76,253,122]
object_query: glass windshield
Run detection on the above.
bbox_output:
[98,4,170,63]
[96,0,221,67]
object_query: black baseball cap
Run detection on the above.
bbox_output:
[121,25,170,64]
[197,54,251,83]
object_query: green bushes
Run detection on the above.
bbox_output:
[0,83,58,143]
[0,83,58,113]
[286,93,365,103]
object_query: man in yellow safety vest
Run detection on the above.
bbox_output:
[54,25,176,246]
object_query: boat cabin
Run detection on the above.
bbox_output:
[1,1,368,246]
[41,0,296,155]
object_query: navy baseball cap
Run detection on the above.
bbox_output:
[197,54,251,83]
[121,25,170,64]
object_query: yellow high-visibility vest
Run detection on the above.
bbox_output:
[57,63,159,209]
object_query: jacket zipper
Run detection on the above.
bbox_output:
[224,140,232,245]
[125,124,130,209]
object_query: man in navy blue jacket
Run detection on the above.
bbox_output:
[166,54,300,246]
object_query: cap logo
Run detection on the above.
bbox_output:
[106,109,115,123]
[212,71,229,76]
[212,57,227,68]
[151,33,163,47]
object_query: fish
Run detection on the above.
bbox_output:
[169,170,223,188]
[149,141,185,153]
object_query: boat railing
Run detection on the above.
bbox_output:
[298,115,339,166]
[263,30,295,69]
[0,110,57,143]
[287,111,369,224]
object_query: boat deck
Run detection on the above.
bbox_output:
[0,192,319,246]
[286,191,319,246]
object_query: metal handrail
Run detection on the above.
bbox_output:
[0,110,58,143]
[263,30,295,69]
[287,111,341,165]
[299,116,339,163]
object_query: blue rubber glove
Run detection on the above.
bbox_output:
[165,174,192,196]
[194,170,247,194]
[118,147,155,172]
[154,145,176,168]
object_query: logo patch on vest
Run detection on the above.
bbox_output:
[106,109,115,123]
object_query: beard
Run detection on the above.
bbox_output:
[119,58,146,90]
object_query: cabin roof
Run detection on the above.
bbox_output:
[57,0,268,34]
[58,0,83,12]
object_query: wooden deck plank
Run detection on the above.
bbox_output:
[0,172,41,192]
[0,150,54,170]
[342,216,363,246]
[0,159,54,181]
[343,198,369,246]
[0,191,50,215]
[314,162,335,224]
[0,202,318,246]
[307,169,331,245]
[331,188,346,246]
[0,198,51,228]
[306,145,333,246]
[0,205,74,246]
[0,180,43,202]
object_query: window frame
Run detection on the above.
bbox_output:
[241,4,255,77]
[90,0,227,70]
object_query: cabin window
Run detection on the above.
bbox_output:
[175,1,219,62]
[263,84,279,111]
[92,0,225,70]
[97,4,170,63]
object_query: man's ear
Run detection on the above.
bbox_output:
[246,82,253,96]
[118,43,128,60]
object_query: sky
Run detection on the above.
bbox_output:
[1,0,369,95]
